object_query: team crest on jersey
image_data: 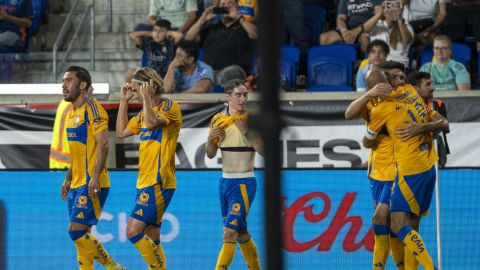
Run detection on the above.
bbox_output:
[395,105,402,111]
[137,192,150,206]
[230,203,241,216]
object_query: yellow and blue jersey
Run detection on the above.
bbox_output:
[238,0,257,22]
[360,100,396,182]
[367,84,438,176]
[367,131,396,181]
[66,97,110,189]
[210,111,252,151]
[127,98,182,189]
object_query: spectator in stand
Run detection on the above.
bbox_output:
[420,35,471,91]
[356,39,390,92]
[134,0,198,33]
[319,0,384,53]
[442,0,480,52]
[402,0,446,45]
[0,0,33,51]
[185,0,257,85]
[369,2,414,68]
[282,0,308,88]
[127,19,183,80]
[163,39,214,93]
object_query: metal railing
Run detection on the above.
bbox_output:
[52,0,95,81]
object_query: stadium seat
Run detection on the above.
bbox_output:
[280,45,301,88]
[212,84,224,93]
[307,45,356,91]
[251,45,300,88]
[420,43,472,69]
[303,3,326,47]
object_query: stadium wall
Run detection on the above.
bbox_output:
[0,169,478,269]
[1,95,480,169]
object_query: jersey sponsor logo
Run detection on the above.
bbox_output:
[229,219,238,226]
[140,130,152,141]
[76,212,84,219]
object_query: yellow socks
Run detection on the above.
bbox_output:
[390,235,405,269]
[154,240,167,270]
[372,225,390,269]
[239,238,261,270]
[397,226,435,270]
[404,245,419,270]
[129,233,164,269]
[215,241,236,270]
[74,240,94,270]
[70,230,117,268]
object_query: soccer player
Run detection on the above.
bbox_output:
[363,70,448,270]
[345,72,405,270]
[59,66,125,270]
[116,67,182,270]
[205,79,263,270]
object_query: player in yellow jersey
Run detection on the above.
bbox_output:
[59,66,125,270]
[346,69,405,270]
[205,79,263,270]
[363,69,448,270]
[116,67,182,270]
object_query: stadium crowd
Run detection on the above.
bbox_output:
[0,0,479,90]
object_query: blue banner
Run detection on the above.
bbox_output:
[0,170,479,269]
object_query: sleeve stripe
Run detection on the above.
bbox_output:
[365,127,378,140]
[86,98,100,119]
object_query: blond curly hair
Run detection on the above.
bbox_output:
[132,67,165,95]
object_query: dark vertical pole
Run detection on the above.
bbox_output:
[257,0,283,269]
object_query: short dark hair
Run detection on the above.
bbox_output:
[380,61,405,72]
[176,39,199,61]
[406,71,431,87]
[224,79,245,94]
[66,66,91,90]
[154,19,171,30]
[367,39,390,56]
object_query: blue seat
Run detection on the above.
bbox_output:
[420,43,472,69]
[212,84,224,93]
[251,45,300,88]
[307,45,356,91]
[280,45,300,88]
[303,3,326,47]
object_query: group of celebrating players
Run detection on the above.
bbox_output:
[60,66,262,270]
[346,61,449,270]
[58,58,448,270]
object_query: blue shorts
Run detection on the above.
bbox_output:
[68,185,109,225]
[390,166,436,216]
[369,178,393,207]
[219,177,257,232]
[130,184,175,227]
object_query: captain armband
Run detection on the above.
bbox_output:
[365,127,378,140]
